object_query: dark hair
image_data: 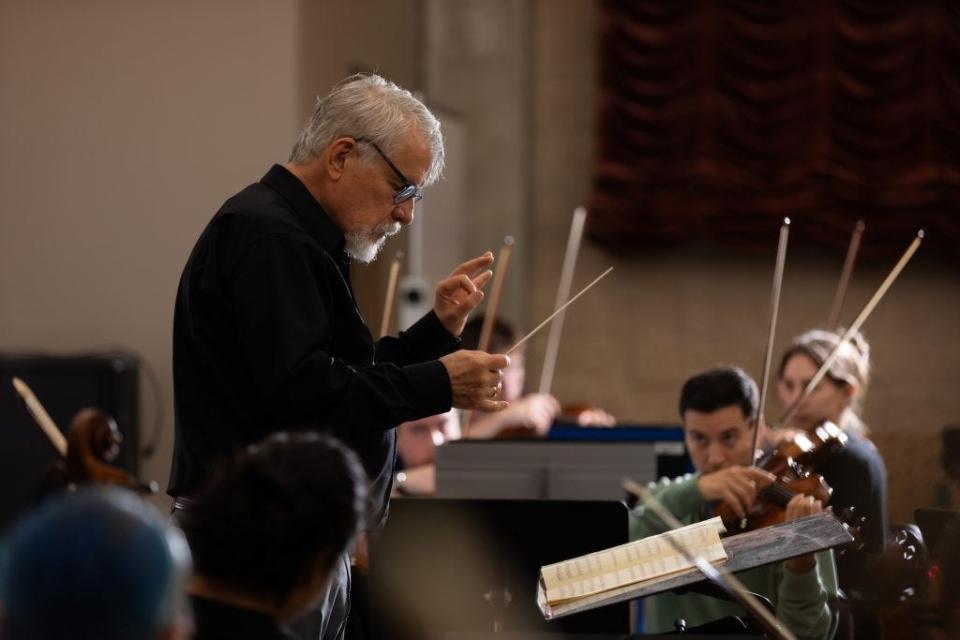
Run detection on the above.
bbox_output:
[679,366,759,423]
[1,488,190,640]
[460,315,517,353]
[178,432,367,604]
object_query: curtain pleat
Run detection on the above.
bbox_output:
[590,0,960,260]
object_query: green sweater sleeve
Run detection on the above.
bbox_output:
[774,550,839,640]
[628,473,705,540]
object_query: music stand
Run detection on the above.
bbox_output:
[368,498,630,640]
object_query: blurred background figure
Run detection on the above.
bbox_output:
[0,488,192,640]
[395,410,460,495]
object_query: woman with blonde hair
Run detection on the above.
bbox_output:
[777,328,888,634]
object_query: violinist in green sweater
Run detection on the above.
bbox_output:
[629,367,838,640]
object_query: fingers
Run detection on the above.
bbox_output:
[436,273,488,316]
[437,273,478,299]
[549,398,562,413]
[713,467,766,519]
[723,488,748,519]
[476,399,509,413]
[441,350,513,410]
[725,477,755,519]
[450,252,495,278]
[484,353,511,371]
[784,494,823,522]
[744,467,777,489]
[471,269,494,290]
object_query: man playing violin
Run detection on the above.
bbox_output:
[629,366,839,640]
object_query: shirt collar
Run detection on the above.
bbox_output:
[260,164,346,257]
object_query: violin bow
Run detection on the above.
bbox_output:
[12,376,68,457]
[379,251,404,338]
[624,479,797,640]
[777,230,924,429]
[539,207,588,395]
[827,220,865,329]
[476,236,514,353]
[462,236,514,437]
[751,218,790,463]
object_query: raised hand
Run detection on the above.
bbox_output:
[434,252,494,336]
[697,466,776,520]
[439,350,510,412]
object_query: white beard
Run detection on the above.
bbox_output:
[344,222,401,264]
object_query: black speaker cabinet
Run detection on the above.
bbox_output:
[0,352,139,532]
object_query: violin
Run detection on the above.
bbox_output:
[717,422,848,534]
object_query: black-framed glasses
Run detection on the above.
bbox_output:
[354,137,423,205]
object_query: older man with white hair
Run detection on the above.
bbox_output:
[169,73,510,639]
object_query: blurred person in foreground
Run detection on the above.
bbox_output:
[0,488,192,640]
[177,432,367,640]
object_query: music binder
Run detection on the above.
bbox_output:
[538,512,852,620]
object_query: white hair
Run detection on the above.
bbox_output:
[289,73,444,186]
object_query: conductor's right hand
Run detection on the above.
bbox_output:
[696,466,776,520]
[439,350,511,412]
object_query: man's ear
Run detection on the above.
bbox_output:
[325,137,356,181]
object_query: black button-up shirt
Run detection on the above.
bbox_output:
[169,165,457,521]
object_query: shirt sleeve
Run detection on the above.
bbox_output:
[228,233,451,435]
[629,473,705,540]
[775,549,839,640]
[375,310,461,365]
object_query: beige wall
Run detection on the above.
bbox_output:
[0,0,421,504]
[0,0,301,501]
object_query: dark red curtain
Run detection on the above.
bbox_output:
[590,0,960,260]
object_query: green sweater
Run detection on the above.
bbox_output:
[628,473,838,640]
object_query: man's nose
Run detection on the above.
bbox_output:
[393,200,415,226]
[706,444,726,468]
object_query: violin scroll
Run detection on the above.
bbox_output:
[65,408,157,494]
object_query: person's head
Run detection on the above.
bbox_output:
[461,315,524,401]
[178,432,366,623]
[776,328,871,435]
[679,367,760,473]
[289,73,444,264]
[0,488,192,640]
[396,410,461,468]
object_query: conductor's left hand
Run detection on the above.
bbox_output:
[434,252,495,336]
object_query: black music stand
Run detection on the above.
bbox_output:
[368,498,630,640]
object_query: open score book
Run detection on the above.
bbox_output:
[538,516,727,607]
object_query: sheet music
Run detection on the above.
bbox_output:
[540,516,727,604]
